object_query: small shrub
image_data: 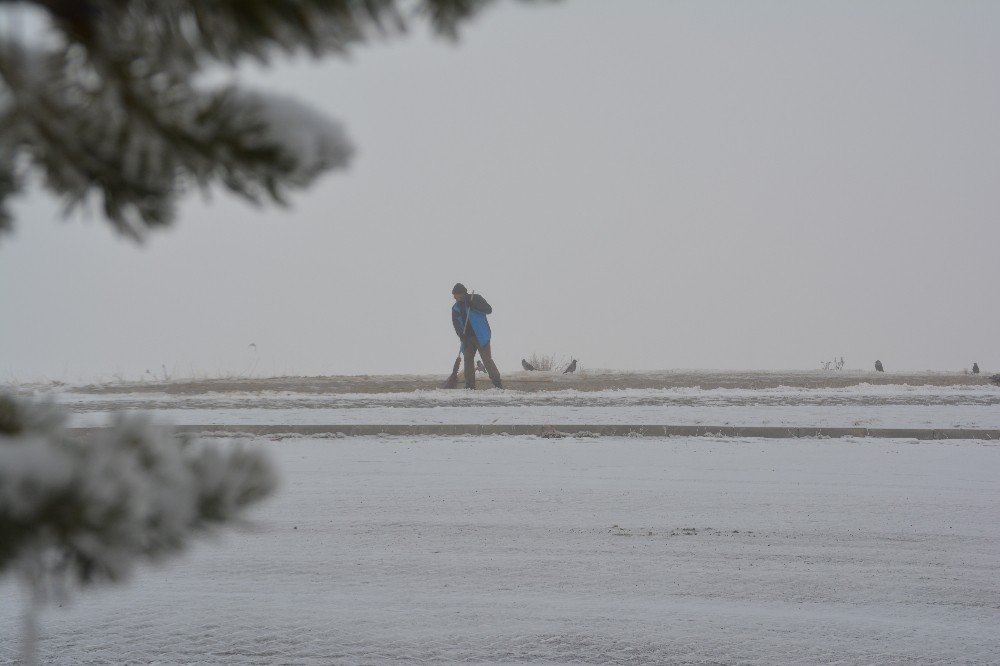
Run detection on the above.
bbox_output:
[820,357,845,371]
[526,354,570,372]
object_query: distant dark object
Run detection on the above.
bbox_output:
[875,360,884,372]
[990,374,1000,387]
[476,360,487,374]
[972,363,980,374]
[563,359,578,374]
[521,359,536,371]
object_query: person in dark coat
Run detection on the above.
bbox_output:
[875,360,884,372]
[972,362,980,374]
[451,283,502,389]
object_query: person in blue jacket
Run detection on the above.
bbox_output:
[452,283,502,389]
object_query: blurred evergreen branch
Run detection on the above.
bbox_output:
[0,393,276,596]
[0,0,547,239]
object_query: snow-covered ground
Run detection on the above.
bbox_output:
[48,383,1000,430]
[4,380,998,662]
[2,435,998,664]
[62,403,1000,429]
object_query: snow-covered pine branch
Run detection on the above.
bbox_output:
[0,0,532,239]
[238,90,354,190]
[0,393,276,599]
[0,38,353,238]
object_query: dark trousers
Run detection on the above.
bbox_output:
[464,338,501,389]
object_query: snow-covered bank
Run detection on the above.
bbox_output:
[10,369,994,397]
[46,383,1000,430]
[65,403,1000,430]
[42,382,1000,409]
[2,435,997,664]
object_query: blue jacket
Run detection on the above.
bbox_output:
[452,294,492,349]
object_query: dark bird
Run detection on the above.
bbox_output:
[563,359,578,374]
[972,362,980,374]
[521,359,536,371]
[875,360,884,372]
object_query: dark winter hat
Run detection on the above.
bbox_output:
[452,283,468,295]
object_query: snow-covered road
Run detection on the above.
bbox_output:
[3,435,998,664]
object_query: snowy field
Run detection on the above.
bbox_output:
[3,377,999,663]
[2,435,998,664]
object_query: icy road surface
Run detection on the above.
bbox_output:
[3,435,998,664]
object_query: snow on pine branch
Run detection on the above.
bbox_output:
[241,91,354,188]
[0,45,353,240]
[0,393,276,599]
[0,38,354,239]
[0,0,539,239]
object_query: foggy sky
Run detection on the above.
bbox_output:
[2,0,999,382]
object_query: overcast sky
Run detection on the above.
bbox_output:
[2,0,998,382]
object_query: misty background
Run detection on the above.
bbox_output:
[1,0,998,382]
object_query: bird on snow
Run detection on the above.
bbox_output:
[521,359,536,371]
[972,362,980,374]
[476,360,487,374]
[563,359,578,374]
[875,360,884,372]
